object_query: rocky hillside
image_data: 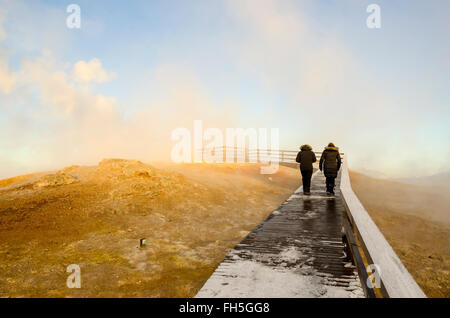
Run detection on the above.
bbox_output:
[0,159,300,297]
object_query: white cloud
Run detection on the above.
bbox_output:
[72,58,116,83]
[15,51,118,115]
[0,50,123,176]
[0,45,239,178]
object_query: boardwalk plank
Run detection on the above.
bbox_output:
[196,170,364,298]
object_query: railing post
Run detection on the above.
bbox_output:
[223,145,226,163]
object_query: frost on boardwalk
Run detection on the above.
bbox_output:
[197,171,364,298]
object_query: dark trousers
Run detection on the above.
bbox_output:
[326,177,336,193]
[301,170,313,193]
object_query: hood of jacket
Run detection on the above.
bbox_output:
[300,144,312,151]
[324,146,339,151]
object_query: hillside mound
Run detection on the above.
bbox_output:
[0,160,300,297]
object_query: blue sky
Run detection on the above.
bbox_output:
[0,0,449,178]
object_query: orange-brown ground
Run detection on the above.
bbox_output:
[3,162,447,298]
[349,170,450,298]
[0,160,300,297]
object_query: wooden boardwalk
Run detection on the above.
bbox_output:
[196,169,364,298]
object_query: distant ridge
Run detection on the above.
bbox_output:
[355,169,450,188]
[392,171,450,188]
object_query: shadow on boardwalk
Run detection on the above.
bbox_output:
[196,170,364,298]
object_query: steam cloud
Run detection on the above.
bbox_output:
[0,0,448,179]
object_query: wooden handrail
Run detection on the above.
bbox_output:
[195,147,344,164]
[339,157,426,298]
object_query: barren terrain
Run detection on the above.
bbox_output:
[2,161,447,298]
[0,160,300,297]
[350,171,450,297]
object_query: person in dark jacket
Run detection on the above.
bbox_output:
[296,144,317,195]
[319,142,341,195]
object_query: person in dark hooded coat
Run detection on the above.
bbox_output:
[296,144,316,195]
[319,142,341,195]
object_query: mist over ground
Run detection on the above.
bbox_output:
[350,170,450,297]
[0,161,301,297]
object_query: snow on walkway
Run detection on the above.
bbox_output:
[196,170,364,298]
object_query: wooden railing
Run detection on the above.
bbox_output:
[195,146,297,163]
[340,157,426,298]
[194,146,341,163]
